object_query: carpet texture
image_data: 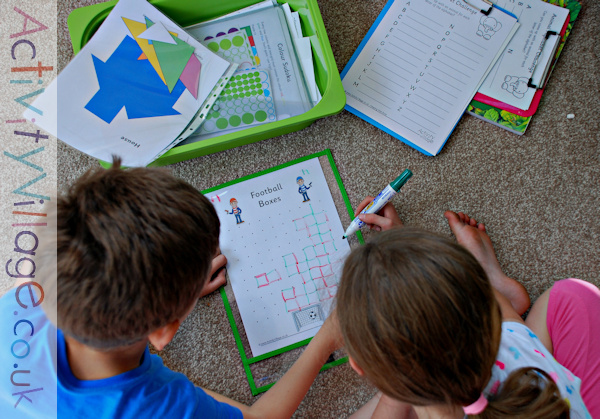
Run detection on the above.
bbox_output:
[57,0,599,416]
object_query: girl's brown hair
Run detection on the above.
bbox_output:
[337,227,569,417]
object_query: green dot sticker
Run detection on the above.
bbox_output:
[229,115,241,127]
[212,111,220,118]
[242,74,248,79]
[216,118,229,129]
[207,42,219,52]
[255,110,267,122]
[235,75,241,80]
[220,39,232,50]
[254,71,259,77]
[232,36,244,47]
[254,78,261,83]
[242,113,254,124]
[245,92,252,97]
[243,80,249,85]
[258,89,264,94]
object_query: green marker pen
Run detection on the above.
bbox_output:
[343,169,412,239]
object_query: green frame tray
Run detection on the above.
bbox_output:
[203,149,363,395]
[67,0,346,166]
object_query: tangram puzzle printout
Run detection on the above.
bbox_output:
[207,157,351,357]
[24,0,232,167]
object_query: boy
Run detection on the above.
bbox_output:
[225,198,244,224]
[0,158,339,418]
[296,177,311,202]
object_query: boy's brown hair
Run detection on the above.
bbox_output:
[337,227,568,417]
[55,158,219,349]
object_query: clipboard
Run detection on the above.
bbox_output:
[204,149,363,395]
[472,10,570,117]
[464,0,494,15]
[467,0,581,135]
[340,0,519,156]
[473,0,571,113]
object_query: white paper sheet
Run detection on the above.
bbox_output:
[342,0,518,155]
[23,0,233,167]
[207,157,350,357]
[478,0,569,110]
[185,6,311,125]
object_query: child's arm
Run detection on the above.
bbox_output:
[494,289,526,324]
[354,195,402,232]
[204,313,342,419]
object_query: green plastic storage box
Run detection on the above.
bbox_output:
[67,0,346,166]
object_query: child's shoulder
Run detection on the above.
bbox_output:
[57,336,242,418]
[487,321,589,416]
[0,287,57,416]
[497,321,562,370]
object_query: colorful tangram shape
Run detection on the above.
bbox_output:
[85,16,202,124]
[122,16,201,98]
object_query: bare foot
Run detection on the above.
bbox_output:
[444,211,530,315]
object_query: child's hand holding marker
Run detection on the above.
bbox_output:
[343,169,412,238]
[354,197,403,232]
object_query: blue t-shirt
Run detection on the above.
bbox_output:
[0,288,242,418]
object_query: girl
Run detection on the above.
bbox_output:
[336,200,598,418]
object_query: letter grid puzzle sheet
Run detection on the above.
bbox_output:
[341,0,518,155]
[205,156,350,357]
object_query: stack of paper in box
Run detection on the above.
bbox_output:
[181,0,317,144]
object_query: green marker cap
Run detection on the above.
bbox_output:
[390,169,412,192]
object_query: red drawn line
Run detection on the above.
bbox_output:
[12,211,46,217]
[12,223,47,226]
[6,119,26,123]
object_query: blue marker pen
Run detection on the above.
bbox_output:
[342,169,412,239]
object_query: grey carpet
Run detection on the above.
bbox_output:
[57,0,599,416]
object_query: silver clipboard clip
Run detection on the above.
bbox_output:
[463,0,494,15]
[527,30,561,89]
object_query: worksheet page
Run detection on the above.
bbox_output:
[23,0,233,167]
[478,0,569,110]
[207,157,351,357]
[342,0,518,155]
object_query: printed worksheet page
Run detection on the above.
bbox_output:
[207,157,351,357]
[478,0,569,110]
[23,0,233,167]
[342,0,518,155]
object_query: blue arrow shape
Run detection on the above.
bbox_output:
[85,35,185,124]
